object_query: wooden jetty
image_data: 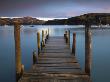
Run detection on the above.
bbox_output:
[18,32,91,82]
[14,19,92,82]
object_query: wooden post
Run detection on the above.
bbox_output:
[45,30,48,43]
[68,30,70,46]
[46,30,48,39]
[41,42,43,50]
[37,32,40,55]
[14,21,22,81]
[42,30,45,47]
[21,64,24,76]
[64,31,67,39]
[47,28,49,39]
[64,34,66,38]
[45,38,47,44]
[42,30,44,41]
[48,28,49,36]
[72,33,76,55]
[33,51,37,64]
[65,31,68,43]
[85,19,92,76]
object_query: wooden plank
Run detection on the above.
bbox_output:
[23,72,88,77]
[33,63,80,68]
[43,47,68,49]
[37,58,77,61]
[19,78,91,82]
[41,50,71,53]
[20,73,91,82]
[38,53,74,58]
[39,52,73,55]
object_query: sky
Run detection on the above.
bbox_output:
[0,0,110,19]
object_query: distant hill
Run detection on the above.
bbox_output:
[0,16,45,25]
[0,13,110,25]
[44,13,110,25]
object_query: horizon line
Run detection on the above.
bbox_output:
[0,16,68,21]
[0,13,110,21]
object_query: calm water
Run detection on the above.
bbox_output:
[0,25,110,82]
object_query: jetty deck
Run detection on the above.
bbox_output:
[19,35,91,82]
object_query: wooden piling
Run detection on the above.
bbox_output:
[64,31,67,39]
[42,30,45,47]
[47,28,49,39]
[45,38,47,44]
[45,30,47,39]
[41,42,43,50]
[46,30,47,35]
[68,30,70,46]
[42,30,44,41]
[33,51,37,64]
[72,33,76,55]
[48,28,49,36]
[21,64,24,76]
[37,32,40,55]
[45,30,48,43]
[85,22,92,76]
[65,31,68,43]
[64,34,66,38]
[14,21,22,81]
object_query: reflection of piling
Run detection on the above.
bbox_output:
[14,21,22,81]
[37,32,40,55]
[85,23,92,76]
[72,33,76,55]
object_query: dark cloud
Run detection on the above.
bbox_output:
[0,0,110,17]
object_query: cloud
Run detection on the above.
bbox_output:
[0,0,110,17]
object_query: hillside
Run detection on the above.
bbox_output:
[44,13,110,25]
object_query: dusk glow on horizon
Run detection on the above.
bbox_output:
[0,0,110,18]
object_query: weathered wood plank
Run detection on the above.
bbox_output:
[20,73,91,82]
[39,52,73,56]
[33,63,80,67]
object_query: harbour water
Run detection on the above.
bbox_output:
[0,25,110,82]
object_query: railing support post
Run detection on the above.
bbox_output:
[64,31,68,43]
[37,32,40,55]
[45,30,48,43]
[42,30,45,47]
[47,28,49,39]
[72,33,76,55]
[14,21,22,81]
[85,21,92,76]
[33,51,37,64]
[68,30,70,47]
